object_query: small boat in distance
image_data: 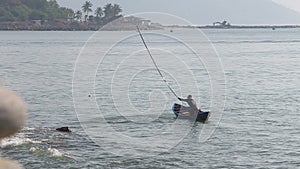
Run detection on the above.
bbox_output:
[172,103,210,122]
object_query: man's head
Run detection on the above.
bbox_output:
[187,95,192,99]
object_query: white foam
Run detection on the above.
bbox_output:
[22,127,35,131]
[29,147,39,152]
[0,133,41,148]
[47,148,63,157]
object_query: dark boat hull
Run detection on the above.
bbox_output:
[172,103,210,122]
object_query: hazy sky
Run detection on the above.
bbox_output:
[57,0,300,13]
[272,0,300,13]
[56,0,300,24]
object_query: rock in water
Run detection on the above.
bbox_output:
[0,87,27,138]
[56,126,71,132]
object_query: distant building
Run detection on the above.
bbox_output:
[68,13,74,18]
[140,19,151,26]
[213,20,231,28]
[121,16,151,26]
[31,20,42,26]
[67,13,75,22]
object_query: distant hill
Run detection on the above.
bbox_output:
[0,0,73,22]
[57,0,300,25]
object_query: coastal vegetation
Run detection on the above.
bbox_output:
[0,0,73,22]
[0,0,122,23]
[0,0,123,30]
[77,1,123,24]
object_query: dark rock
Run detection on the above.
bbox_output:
[56,127,71,132]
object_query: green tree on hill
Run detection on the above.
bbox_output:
[75,10,82,21]
[0,0,74,22]
[103,3,113,20]
[95,7,103,17]
[0,0,31,21]
[21,0,48,10]
[48,0,59,9]
[103,3,122,22]
[112,4,122,17]
[0,0,124,28]
[29,10,47,20]
[82,1,93,22]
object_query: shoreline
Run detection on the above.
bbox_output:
[0,17,163,31]
[167,25,300,30]
[0,21,300,31]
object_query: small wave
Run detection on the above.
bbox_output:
[29,147,42,153]
[29,147,37,152]
[22,127,36,131]
[47,148,63,157]
[30,147,73,159]
[0,134,41,148]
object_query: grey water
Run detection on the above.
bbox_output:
[0,28,300,168]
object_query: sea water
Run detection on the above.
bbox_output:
[0,28,299,168]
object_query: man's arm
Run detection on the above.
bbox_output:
[178,97,188,102]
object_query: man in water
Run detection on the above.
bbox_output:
[178,95,200,113]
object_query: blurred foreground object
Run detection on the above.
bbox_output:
[0,158,22,169]
[0,87,27,138]
[0,87,27,169]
